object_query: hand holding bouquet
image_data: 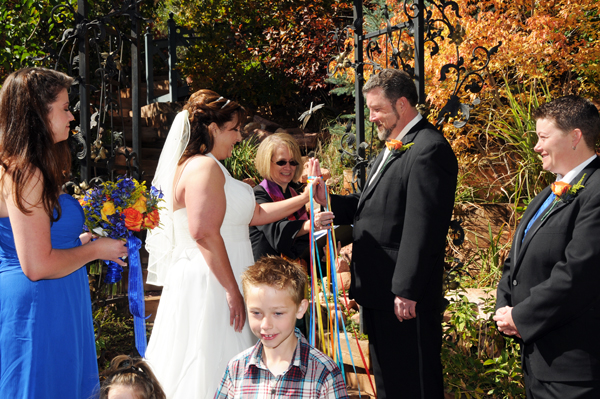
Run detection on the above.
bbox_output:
[79,176,163,357]
[81,177,163,239]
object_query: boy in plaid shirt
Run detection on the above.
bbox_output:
[214,255,349,399]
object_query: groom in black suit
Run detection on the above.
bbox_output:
[495,96,600,398]
[315,69,458,398]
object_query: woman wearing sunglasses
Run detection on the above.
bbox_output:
[250,133,334,264]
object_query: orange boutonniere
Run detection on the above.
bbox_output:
[381,139,414,170]
[551,181,571,197]
[385,139,414,153]
[385,139,403,151]
[541,174,586,222]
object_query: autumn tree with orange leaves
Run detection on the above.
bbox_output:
[329,0,599,202]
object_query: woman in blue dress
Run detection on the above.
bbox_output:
[0,68,129,398]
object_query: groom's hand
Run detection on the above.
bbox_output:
[394,296,417,322]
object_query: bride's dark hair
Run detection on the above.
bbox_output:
[180,89,246,164]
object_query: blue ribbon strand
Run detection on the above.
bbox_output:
[127,234,148,357]
[104,261,123,284]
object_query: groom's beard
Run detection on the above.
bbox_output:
[377,123,396,141]
[376,106,400,141]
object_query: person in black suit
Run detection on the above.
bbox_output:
[314,69,458,399]
[494,96,600,399]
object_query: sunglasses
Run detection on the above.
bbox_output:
[273,160,299,167]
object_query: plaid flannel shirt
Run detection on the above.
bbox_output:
[214,328,349,399]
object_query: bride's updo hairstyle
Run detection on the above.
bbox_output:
[180,89,246,163]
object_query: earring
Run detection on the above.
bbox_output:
[572,146,576,150]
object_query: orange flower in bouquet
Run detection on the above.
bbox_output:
[143,209,160,229]
[123,208,144,232]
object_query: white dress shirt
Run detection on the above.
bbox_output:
[557,154,597,183]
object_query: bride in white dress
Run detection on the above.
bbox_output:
[144,90,320,399]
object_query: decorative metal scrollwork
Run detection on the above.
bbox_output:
[449,218,465,246]
[326,27,353,76]
[337,120,372,192]
[422,0,461,57]
[436,42,502,127]
[45,0,150,186]
[328,0,501,189]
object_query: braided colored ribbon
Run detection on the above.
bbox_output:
[306,176,376,397]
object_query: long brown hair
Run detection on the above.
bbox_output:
[180,89,246,163]
[0,67,73,221]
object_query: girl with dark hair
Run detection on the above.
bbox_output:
[0,67,128,398]
[144,89,321,398]
[99,355,166,399]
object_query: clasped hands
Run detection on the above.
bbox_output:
[493,306,521,338]
[305,158,333,231]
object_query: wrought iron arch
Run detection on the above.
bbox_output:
[328,0,501,193]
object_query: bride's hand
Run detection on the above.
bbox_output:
[226,289,246,332]
[302,158,324,202]
[305,158,327,206]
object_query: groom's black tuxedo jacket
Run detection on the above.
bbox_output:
[331,118,458,312]
[496,157,600,382]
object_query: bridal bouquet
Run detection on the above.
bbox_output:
[81,177,163,240]
[80,176,163,357]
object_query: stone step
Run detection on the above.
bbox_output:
[118,89,170,108]
[106,115,149,128]
[339,334,371,370]
[139,147,163,161]
[151,76,172,91]
[344,366,376,397]
[123,126,160,144]
[144,295,160,323]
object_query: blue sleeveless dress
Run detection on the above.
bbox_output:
[0,194,99,398]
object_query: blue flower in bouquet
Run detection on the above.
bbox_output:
[150,186,164,200]
[106,213,128,239]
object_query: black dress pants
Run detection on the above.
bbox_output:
[362,307,444,399]
[524,359,600,399]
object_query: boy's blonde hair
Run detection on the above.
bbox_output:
[242,255,307,305]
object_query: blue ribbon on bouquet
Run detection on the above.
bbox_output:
[127,233,148,358]
[104,261,123,284]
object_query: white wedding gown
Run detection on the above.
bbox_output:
[145,154,257,399]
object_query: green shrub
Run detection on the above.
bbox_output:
[93,304,142,371]
[486,81,555,207]
[224,135,261,184]
[442,294,524,398]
